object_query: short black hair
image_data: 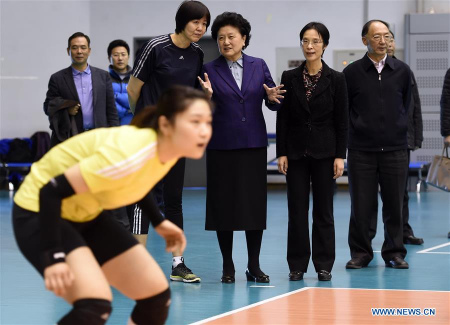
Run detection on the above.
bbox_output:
[361,19,390,37]
[107,39,130,59]
[68,32,90,48]
[389,30,395,39]
[299,22,330,46]
[175,1,211,34]
[211,12,252,49]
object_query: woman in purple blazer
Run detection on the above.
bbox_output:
[198,12,285,283]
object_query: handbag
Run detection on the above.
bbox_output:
[426,144,450,192]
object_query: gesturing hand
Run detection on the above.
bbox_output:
[263,84,286,104]
[198,73,213,99]
[44,262,75,297]
[154,220,187,254]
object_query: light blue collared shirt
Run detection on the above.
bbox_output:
[72,65,94,129]
[225,56,243,90]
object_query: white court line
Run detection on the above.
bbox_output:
[315,287,450,293]
[190,287,311,325]
[249,285,275,288]
[417,242,450,254]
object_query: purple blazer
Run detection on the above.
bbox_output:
[203,53,280,150]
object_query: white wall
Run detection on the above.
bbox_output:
[1,0,446,138]
[0,0,91,138]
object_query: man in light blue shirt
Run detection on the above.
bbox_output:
[44,32,118,147]
[72,65,94,130]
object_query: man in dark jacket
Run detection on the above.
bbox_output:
[369,31,425,245]
[440,68,450,238]
[343,20,412,270]
[43,32,127,230]
[43,32,119,147]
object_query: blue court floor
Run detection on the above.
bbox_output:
[1,188,449,324]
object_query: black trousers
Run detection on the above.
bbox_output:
[348,149,408,262]
[130,158,185,234]
[369,150,416,240]
[286,156,335,273]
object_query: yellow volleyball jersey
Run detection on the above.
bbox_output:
[14,126,177,222]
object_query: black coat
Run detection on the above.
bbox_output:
[392,56,423,150]
[441,68,450,137]
[43,66,119,146]
[276,61,349,160]
[343,54,412,151]
[407,71,423,149]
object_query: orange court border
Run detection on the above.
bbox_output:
[193,287,450,325]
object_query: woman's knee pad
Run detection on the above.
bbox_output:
[58,298,112,325]
[131,288,171,325]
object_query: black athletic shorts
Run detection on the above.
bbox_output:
[12,203,138,275]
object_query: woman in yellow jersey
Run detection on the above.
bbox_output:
[12,85,212,325]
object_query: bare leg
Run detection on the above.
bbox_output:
[133,234,148,246]
[61,246,112,303]
[101,244,168,299]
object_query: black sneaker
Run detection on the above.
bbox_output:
[170,263,201,283]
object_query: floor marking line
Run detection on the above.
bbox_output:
[418,251,450,254]
[313,287,450,293]
[249,285,275,288]
[417,242,450,253]
[190,287,311,325]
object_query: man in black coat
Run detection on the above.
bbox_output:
[369,31,425,245]
[343,20,412,269]
[43,32,126,230]
[440,68,450,238]
[43,32,119,147]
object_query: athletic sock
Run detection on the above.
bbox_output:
[173,256,184,268]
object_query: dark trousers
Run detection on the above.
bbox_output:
[348,149,408,262]
[369,150,416,240]
[130,158,185,234]
[286,157,335,273]
[152,158,186,229]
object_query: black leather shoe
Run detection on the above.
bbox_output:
[245,269,270,283]
[385,256,409,269]
[288,271,304,281]
[317,270,332,281]
[221,274,235,283]
[403,235,424,245]
[346,258,370,269]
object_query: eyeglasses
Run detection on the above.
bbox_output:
[301,39,323,47]
[369,34,393,43]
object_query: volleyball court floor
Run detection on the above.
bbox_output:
[1,188,449,324]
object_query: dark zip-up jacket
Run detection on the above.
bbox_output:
[343,53,412,151]
[441,68,450,137]
[392,56,423,149]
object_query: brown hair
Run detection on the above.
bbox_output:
[131,85,212,130]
